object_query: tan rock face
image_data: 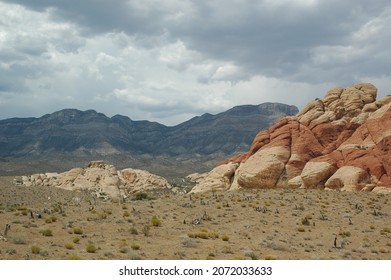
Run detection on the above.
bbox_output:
[22,161,172,199]
[189,162,238,193]
[191,83,391,193]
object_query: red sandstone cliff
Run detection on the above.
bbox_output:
[191,83,391,193]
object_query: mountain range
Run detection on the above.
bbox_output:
[0,103,298,177]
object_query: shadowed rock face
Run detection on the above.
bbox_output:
[191,83,391,193]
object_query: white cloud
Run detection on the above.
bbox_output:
[0,0,390,126]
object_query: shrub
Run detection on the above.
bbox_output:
[297,226,306,232]
[301,217,311,226]
[131,243,140,250]
[123,211,130,217]
[151,216,161,227]
[73,228,83,235]
[73,236,80,244]
[31,245,41,254]
[221,235,230,242]
[68,254,82,260]
[13,236,27,245]
[338,230,351,237]
[45,216,57,223]
[142,225,150,236]
[265,255,278,260]
[86,244,97,253]
[41,229,53,237]
[130,227,138,235]
[134,193,148,201]
[188,228,219,240]
[65,243,74,250]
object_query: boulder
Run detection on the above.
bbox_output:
[190,162,238,193]
[190,83,391,193]
[21,161,172,199]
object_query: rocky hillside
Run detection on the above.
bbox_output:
[191,83,391,193]
[0,103,297,176]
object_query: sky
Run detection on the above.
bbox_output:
[0,0,390,126]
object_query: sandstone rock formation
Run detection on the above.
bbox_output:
[191,83,391,193]
[21,160,173,199]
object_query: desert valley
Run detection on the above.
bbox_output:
[1,83,391,260]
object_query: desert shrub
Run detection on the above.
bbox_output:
[86,244,97,253]
[130,227,138,235]
[151,216,161,227]
[188,228,219,240]
[65,243,74,250]
[73,236,80,244]
[120,247,129,254]
[380,248,390,254]
[41,229,53,236]
[265,255,278,260]
[380,227,391,235]
[244,251,258,260]
[45,216,57,223]
[123,211,130,217]
[128,251,142,260]
[68,254,82,260]
[221,235,229,242]
[13,236,27,245]
[134,193,148,201]
[301,217,311,226]
[142,225,150,236]
[338,230,351,237]
[131,243,140,250]
[73,228,83,235]
[31,245,41,254]
[119,239,128,247]
[297,226,306,232]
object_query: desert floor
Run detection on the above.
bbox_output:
[1,176,391,260]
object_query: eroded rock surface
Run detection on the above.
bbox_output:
[21,160,173,199]
[191,83,391,193]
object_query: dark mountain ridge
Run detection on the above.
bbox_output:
[0,103,298,176]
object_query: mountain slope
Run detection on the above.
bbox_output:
[0,103,298,176]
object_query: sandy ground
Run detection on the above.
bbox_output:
[1,176,391,260]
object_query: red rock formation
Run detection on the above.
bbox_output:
[191,83,391,193]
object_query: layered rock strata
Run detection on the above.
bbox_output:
[191,83,391,193]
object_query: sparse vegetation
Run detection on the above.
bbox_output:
[41,228,53,237]
[31,245,41,254]
[131,243,140,250]
[1,177,391,260]
[73,228,83,235]
[86,244,97,253]
[221,235,229,241]
[151,216,161,227]
[65,243,74,250]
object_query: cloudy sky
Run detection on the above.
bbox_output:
[0,0,390,125]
